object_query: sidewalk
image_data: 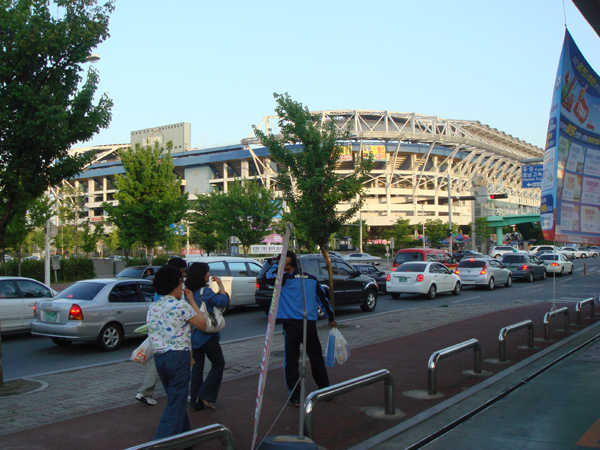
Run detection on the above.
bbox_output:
[1,300,598,449]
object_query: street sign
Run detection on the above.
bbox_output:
[521,165,543,188]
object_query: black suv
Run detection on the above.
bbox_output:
[255,254,379,315]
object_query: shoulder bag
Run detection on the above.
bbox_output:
[198,287,226,333]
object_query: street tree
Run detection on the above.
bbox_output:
[209,179,281,256]
[0,0,114,256]
[381,217,414,249]
[424,219,459,248]
[81,222,104,257]
[103,142,189,264]
[255,93,372,309]
[340,220,368,251]
[188,195,225,256]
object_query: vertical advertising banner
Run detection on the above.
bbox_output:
[541,30,600,245]
[361,144,387,161]
[338,144,354,161]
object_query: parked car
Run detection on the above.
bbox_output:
[255,254,378,315]
[386,261,461,299]
[116,265,162,279]
[23,255,40,261]
[30,278,155,351]
[539,253,573,276]
[500,253,547,282]
[560,247,584,259]
[0,277,56,332]
[455,258,512,290]
[3,254,13,262]
[452,250,484,262]
[105,255,125,261]
[488,246,518,259]
[328,251,343,258]
[353,264,387,293]
[343,253,382,265]
[577,247,598,258]
[392,248,457,270]
[187,256,263,311]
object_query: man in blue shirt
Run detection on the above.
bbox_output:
[266,251,337,408]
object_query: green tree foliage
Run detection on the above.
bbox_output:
[424,218,459,248]
[0,0,114,253]
[103,142,189,264]
[255,93,373,308]
[340,220,368,251]
[81,221,104,256]
[381,217,414,249]
[188,196,227,255]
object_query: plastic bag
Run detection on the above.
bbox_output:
[131,337,153,366]
[325,327,350,366]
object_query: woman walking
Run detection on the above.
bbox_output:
[148,265,207,440]
[185,262,229,411]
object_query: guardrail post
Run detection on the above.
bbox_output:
[498,320,534,362]
[123,423,236,450]
[576,298,595,325]
[543,307,569,341]
[427,339,481,396]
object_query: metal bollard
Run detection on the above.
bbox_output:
[543,307,569,340]
[498,320,534,362]
[427,339,481,396]
[576,298,595,325]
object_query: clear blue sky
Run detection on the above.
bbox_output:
[83,0,600,151]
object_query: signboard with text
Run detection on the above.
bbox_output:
[521,165,543,188]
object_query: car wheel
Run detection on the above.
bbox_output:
[541,270,547,280]
[51,337,72,347]
[361,289,378,312]
[593,253,598,258]
[390,293,401,299]
[528,272,534,282]
[452,281,461,295]
[97,323,124,352]
[427,284,437,299]
[505,275,512,287]
[487,277,495,291]
[582,254,587,259]
[559,267,564,277]
[569,265,574,275]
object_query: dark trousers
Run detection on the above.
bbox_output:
[190,336,225,407]
[283,321,330,403]
[153,350,191,440]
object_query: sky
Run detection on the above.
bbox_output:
[81,0,600,151]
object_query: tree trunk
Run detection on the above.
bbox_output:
[0,321,3,388]
[147,246,153,265]
[321,247,335,311]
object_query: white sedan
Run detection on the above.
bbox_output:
[577,247,598,258]
[560,247,584,258]
[386,261,461,299]
[539,253,574,276]
[343,253,382,265]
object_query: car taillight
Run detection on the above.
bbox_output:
[69,304,83,320]
[480,264,487,275]
[386,274,390,281]
[33,304,36,316]
[455,269,460,275]
[256,278,260,289]
[521,264,528,271]
[391,267,396,272]
[417,274,424,282]
[551,263,559,267]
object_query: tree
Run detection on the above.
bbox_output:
[381,217,414,249]
[0,0,114,256]
[340,220,368,251]
[188,195,226,256]
[81,222,104,257]
[103,142,189,264]
[424,219,459,248]
[255,93,373,308]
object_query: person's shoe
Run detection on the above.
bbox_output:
[287,400,301,408]
[190,401,204,412]
[135,393,157,406]
[202,400,217,410]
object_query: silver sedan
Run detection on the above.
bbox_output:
[343,253,382,265]
[30,279,155,351]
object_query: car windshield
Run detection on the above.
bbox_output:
[117,267,145,277]
[458,260,486,268]
[540,255,559,261]
[394,252,424,264]
[396,263,426,272]
[503,255,525,263]
[55,282,105,300]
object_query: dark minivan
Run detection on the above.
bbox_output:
[255,254,378,315]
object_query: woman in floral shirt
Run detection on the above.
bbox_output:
[148,265,207,441]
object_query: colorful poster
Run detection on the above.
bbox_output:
[361,144,387,161]
[338,144,353,161]
[541,30,600,245]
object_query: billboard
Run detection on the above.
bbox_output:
[361,144,387,161]
[130,122,191,152]
[541,30,600,245]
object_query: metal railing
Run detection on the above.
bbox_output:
[576,297,596,325]
[498,320,534,362]
[543,307,569,341]
[123,424,236,450]
[303,369,395,441]
[428,339,481,396]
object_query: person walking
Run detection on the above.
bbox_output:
[135,258,188,406]
[185,262,229,411]
[148,265,207,440]
[265,250,337,408]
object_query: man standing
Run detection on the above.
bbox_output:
[266,251,337,407]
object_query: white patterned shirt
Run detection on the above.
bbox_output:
[147,295,197,354]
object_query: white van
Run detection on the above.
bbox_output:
[185,256,263,312]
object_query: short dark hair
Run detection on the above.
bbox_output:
[286,250,297,269]
[166,257,187,270]
[184,262,209,292]
[153,265,183,296]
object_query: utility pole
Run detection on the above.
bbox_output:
[447,173,453,254]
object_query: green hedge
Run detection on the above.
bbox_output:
[0,258,95,283]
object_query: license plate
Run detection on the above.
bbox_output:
[396,277,407,283]
[44,311,57,322]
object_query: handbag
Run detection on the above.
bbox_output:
[198,287,226,333]
[131,337,153,366]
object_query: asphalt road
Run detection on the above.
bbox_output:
[2,257,599,380]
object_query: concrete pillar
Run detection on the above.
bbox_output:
[496,226,504,245]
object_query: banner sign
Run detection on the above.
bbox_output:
[361,144,387,161]
[250,225,291,450]
[338,144,353,161]
[521,165,543,188]
[541,30,600,245]
[250,245,283,254]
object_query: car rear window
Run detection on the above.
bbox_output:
[116,268,143,277]
[396,263,426,272]
[55,282,105,300]
[502,255,525,263]
[394,252,424,264]
[458,260,486,268]
[540,255,559,261]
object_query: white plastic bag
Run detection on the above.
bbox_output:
[332,327,350,365]
[131,337,153,366]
